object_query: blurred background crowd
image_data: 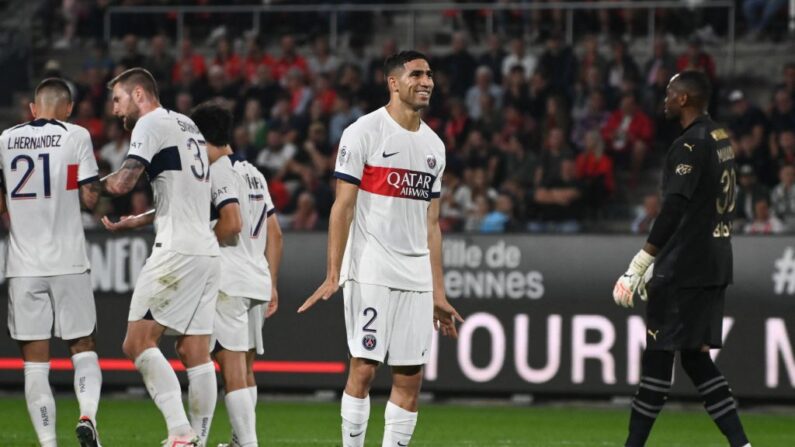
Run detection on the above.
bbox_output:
[4,0,795,234]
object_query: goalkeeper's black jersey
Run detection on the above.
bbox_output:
[654,114,734,287]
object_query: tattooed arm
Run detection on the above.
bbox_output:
[79,180,102,210]
[104,158,146,196]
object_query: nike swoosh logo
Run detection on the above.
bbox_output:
[382,151,400,158]
[349,432,364,437]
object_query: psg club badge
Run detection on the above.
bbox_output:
[362,334,377,351]
[426,155,437,170]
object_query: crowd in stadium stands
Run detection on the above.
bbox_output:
[20,1,795,233]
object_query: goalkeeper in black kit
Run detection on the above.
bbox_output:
[612,70,751,447]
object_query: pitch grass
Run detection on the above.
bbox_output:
[0,397,793,446]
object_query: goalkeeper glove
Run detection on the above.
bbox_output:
[613,250,654,308]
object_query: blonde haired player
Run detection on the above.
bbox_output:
[0,78,103,447]
[299,51,463,447]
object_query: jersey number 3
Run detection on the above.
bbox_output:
[187,138,210,182]
[9,154,50,200]
[714,168,736,238]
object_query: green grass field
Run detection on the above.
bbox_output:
[0,396,793,446]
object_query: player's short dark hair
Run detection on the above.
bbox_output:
[190,101,233,146]
[34,78,72,102]
[107,67,159,99]
[383,50,430,76]
[672,70,712,108]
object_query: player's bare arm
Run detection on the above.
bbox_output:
[214,202,242,247]
[104,158,146,196]
[427,197,464,338]
[100,209,155,232]
[265,214,283,318]
[79,179,101,210]
[298,180,357,313]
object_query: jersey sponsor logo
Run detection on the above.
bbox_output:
[382,150,400,158]
[710,129,729,141]
[7,135,62,150]
[675,164,693,176]
[362,334,377,351]
[359,164,436,201]
[427,154,437,169]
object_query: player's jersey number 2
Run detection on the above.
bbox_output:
[9,153,51,200]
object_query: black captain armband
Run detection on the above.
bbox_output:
[647,193,689,249]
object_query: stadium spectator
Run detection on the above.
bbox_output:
[744,198,785,234]
[572,90,609,150]
[211,37,243,82]
[735,163,770,225]
[337,64,367,109]
[529,158,583,233]
[465,66,502,120]
[172,38,207,83]
[289,191,321,231]
[82,40,115,77]
[301,121,334,175]
[439,170,466,231]
[172,63,207,106]
[542,95,571,140]
[601,92,653,185]
[769,88,795,139]
[461,129,499,181]
[742,0,787,40]
[73,99,104,147]
[575,130,615,212]
[536,31,577,96]
[444,98,472,152]
[242,36,271,82]
[605,39,640,91]
[307,35,340,78]
[676,37,717,81]
[313,73,338,115]
[479,34,507,85]
[503,65,531,112]
[256,129,297,180]
[501,37,537,81]
[119,34,145,69]
[535,127,574,186]
[242,98,268,149]
[473,93,502,136]
[643,37,676,88]
[775,62,795,103]
[367,38,397,82]
[205,65,238,105]
[464,194,490,232]
[329,94,363,146]
[577,34,607,87]
[98,119,129,171]
[271,35,308,83]
[232,124,257,162]
[631,193,660,234]
[285,68,313,116]
[771,163,795,229]
[771,130,795,170]
[527,71,552,122]
[174,91,194,115]
[480,192,517,233]
[143,35,174,90]
[444,32,478,97]
[239,64,285,120]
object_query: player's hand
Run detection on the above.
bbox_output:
[297,278,339,313]
[266,287,279,318]
[433,296,464,338]
[636,263,654,302]
[613,250,654,308]
[100,215,135,232]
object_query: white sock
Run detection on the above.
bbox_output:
[248,385,258,407]
[341,392,370,447]
[226,389,257,446]
[71,351,102,423]
[24,362,57,446]
[187,362,217,445]
[382,400,417,447]
[134,348,192,437]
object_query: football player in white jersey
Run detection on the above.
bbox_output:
[299,51,463,447]
[0,78,103,447]
[190,102,283,447]
[101,68,220,447]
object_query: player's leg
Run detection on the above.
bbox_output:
[52,271,103,446]
[177,334,217,445]
[123,319,195,439]
[384,366,422,447]
[68,336,102,446]
[342,281,388,447]
[678,286,749,447]
[245,350,257,404]
[9,276,57,447]
[626,281,676,447]
[381,289,432,447]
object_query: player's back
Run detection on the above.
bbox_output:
[219,155,274,300]
[128,108,218,256]
[0,119,98,277]
[657,115,734,287]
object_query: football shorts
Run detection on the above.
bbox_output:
[645,280,726,351]
[129,249,220,335]
[7,271,96,341]
[211,294,267,354]
[343,280,433,366]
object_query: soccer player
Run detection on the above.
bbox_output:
[101,68,220,447]
[190,102,283,447]
[0,78,103,447]
[298,51,463,447]
[613,70,751,447]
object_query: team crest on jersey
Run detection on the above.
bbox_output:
[426,155,437,170]
[362,334,377,351]
[675,164,693,175]
[338,146,349,166]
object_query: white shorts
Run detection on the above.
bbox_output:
[129,249,220,335]
[7,272,96,341]
[211,293,267,355]
[343,281,433,366]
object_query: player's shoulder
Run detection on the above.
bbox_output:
[61,121,92,139]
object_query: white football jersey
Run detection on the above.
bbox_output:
[0,119,98,277]
[334,107,446,292]
[127,107,219,256]
[211,154,275,301]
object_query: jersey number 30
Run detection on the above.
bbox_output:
[9,154,50,199]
